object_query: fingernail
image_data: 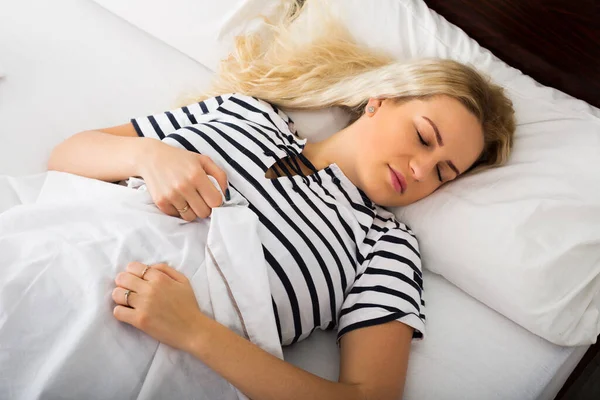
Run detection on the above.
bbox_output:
[225,189,231,201]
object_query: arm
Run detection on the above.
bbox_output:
[47,123,227,219]
[48,94,229,182]
[188,317,412,400]
[187,316,364,400]
[114,263,413,400]
[116,262,360,399]
[47,123,156,182]
[338,321,413,400]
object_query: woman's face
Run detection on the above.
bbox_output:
[353,95,484,207]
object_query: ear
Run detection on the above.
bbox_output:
[365,98,384,115]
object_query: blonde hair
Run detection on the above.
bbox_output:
[178,0,516,172]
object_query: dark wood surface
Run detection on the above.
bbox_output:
[423,0,600,109]
[555,340,600,399]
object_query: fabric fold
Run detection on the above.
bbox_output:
[0,171,282,399]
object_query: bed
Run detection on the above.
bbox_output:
[0,0,598,399]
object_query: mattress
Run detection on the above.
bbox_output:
[0,0,589,399]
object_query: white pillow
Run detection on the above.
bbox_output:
[289,0,600,346]
[92,0,287,72]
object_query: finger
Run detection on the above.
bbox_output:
[125,261,156,277]
[179,207,197,222]
[112,286,138,308]
[149,184,184,218]
[198,157,228,204]
[171,194,199,222]
[125,261,160,283]
[161,202,182,218]
[178,185,211,220]
[126,261,149,276]
[139,264,152,281]
[113,305,137,326]
[115,271,146,293]
[115,266,147,293]
[193,173,224,210]
[150,263,188,283]
[125,261,152,280]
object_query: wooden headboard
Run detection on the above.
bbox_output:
[422,0,600,109]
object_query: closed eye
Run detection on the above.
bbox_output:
[418,129,443,182]
[417,130,429,147]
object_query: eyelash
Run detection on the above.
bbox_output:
[417,130,443,182]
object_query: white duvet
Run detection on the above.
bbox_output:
[0,171,282,399]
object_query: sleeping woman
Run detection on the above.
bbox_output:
[46,1,515,398]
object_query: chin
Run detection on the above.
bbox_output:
[362,187,402,207]
[368,187,419,207]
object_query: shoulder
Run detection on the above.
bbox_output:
[214,93,303,148]
[217,93,294,125]
[364,209,422,282]
[371,207,418,245]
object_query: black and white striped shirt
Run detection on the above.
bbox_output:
[131,93,425,346]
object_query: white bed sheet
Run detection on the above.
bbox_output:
[0,0,588,399]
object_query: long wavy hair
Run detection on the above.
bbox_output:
[177,0,516,172]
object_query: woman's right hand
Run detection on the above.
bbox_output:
[137,140,228,221]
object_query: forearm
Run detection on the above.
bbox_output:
[47,130,155,182]
[188,316,364,400]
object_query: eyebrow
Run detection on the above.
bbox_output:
[421,115,461,176]
[422,116,443,146]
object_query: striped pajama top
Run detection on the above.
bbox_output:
[130,93,426,346]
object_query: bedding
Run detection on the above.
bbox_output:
[92,0,288,73]
[0,0,591,399]
[0,171,281,399]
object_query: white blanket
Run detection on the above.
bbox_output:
[0,171,282,399]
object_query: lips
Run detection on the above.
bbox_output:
[389,166,407,194]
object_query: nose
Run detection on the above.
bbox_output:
[409,154,437,182]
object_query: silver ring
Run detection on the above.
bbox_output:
[176,203,190,214]
[141,266,150,280]
[124,290,131,307]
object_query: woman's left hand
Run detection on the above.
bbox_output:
[112,261,206,352]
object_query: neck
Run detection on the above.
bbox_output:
[301,126,359,180]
